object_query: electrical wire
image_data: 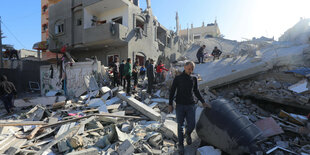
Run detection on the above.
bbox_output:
[0,20,26,48]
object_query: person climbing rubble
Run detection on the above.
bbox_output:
[0,75,17,115]
[211,46,222,61]
[168,61,211,155]
[156,61,168,83]
[196,45,206,64]
[123,58,132,96]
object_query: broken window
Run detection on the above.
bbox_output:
[136,19,144,30]
[112,16,123,25]
[55,20,64,34]
[167,36,171,47]
[42,24,48,32]
[42,5,48,13]
[194,34,201,40]
[77,19,82,26]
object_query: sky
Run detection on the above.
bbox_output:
[0,0,309,50]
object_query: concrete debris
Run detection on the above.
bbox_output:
[117,139,134,155]
[196,146,221,155]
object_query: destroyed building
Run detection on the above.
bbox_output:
[48,0,185,66]
[179,20,221,43]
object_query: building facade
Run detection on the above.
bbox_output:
[41,0,62,60]
[48,0,183,66]
[179,20,221,43]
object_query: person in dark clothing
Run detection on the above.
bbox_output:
[119,60,126,87]
[211,46,222,61]
[123,58,132,96]
[196,45,206,64]
[169,61,211,154]
[132,61,139,92]
[147,59,155,94]
[145,58,150,75]
[140,65,146,81]
[9,49,19,60]
[111,57,120,87]
[0,75,17,114]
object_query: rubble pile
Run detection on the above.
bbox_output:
[0,81,184,155]
[200,82,310,154]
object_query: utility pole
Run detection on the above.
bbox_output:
[0,16,3,68]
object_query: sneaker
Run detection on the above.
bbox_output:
[186,133,192,145]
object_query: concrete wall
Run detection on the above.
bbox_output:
[40,61,101,96]
[0,61,50,93]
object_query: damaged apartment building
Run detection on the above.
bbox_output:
[48,0,185,66]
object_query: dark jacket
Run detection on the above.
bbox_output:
[0,75,17,97]
[196,47,204,57]
[147,64,155,79]
[212,49,222,56]
[169,71,205,105]
[119,63,125,75]
[112,62,120,74]
[123,63,132,76]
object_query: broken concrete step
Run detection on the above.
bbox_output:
[117,91,161,121]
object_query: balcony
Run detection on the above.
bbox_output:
[83,23,128,47]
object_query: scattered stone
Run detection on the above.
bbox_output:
[117,140,134,155]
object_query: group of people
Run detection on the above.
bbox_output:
[196,45,222,63]
[109,57,168,96]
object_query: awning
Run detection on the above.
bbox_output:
[33,41,48,50]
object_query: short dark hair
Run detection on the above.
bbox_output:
[127,58,131,62]
[202,45,206,47]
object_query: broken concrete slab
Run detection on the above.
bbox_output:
[15,96,66,107]
[288,79,309,93]
[117,91,161,121]
[150,98,169,104]
[254,117,284,138]
[66,148,99,155]
[117,139,134,155]
[105,97,121,106]
[196,146,221,155]
[160,119,178,141]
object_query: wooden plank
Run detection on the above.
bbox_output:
[26,125,43,140]
[36,116,96,155]
[0,121,47,127]
[42,114,141,128]
[117,91,161,121]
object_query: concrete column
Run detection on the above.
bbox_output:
[146,0,151,8]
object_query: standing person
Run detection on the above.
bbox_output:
[140,65,146,81]
[0,75,17,114]
[123,58,132,96]
[132,61,139,92]
[111,57,120,87]
[156,61,168,83]
[145,58,150,75]
[147,59,155,94]
[168,61,211,154]
[196,45,206,64]
[211,46,222,61]
[119,60,126,87]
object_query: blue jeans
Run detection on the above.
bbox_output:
[176,104,195,146]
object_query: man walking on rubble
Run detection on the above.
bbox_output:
[147,59,155,94]
[196,45,206,64]
[0,75,17,115]
[169,61,211,154]
[211,46,222,61]
[123,58,132,96]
